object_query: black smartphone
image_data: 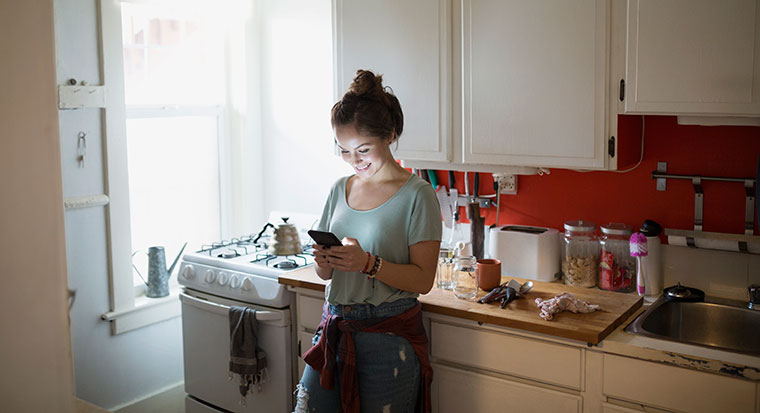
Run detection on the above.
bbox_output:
[307,230,343,248]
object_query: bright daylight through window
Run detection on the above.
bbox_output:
[120,2,225,288]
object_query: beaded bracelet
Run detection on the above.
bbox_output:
[367,256,383,279]
[361,252,372,274]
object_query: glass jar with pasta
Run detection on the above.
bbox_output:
[561,220,599,288]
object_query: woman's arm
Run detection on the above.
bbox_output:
[325,239,440,294]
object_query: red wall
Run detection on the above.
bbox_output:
[436,115,760,237]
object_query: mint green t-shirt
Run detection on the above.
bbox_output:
[317,173,442,306]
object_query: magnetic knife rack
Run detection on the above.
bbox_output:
[652,161,758,252]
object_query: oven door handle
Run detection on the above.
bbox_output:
[179,292,284,322]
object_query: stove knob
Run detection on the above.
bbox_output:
[218,272,229,286]
[241,277,253,291]
[229,275,241,289]
[204,269,216,284]
[181,265,195,279]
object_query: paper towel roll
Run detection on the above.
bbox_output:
[668,235,760,254]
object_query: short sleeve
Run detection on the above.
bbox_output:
[317,178,343,232]
[407,182,443,245]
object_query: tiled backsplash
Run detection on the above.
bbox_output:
[662,245,759,301]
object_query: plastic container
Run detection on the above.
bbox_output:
[453,256,478,300]
[599,223,635,293]
[640,219,663,301]
[561,220,599,288]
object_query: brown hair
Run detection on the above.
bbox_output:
[331,69,403,142]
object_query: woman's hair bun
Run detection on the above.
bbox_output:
[347,69,385,98]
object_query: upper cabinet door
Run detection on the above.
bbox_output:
[461,0,610,169]
[333,0,451,162]
[625,0,760,116]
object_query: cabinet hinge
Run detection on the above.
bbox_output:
[608,136,616,158]
[619,79,625,102]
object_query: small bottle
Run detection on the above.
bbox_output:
[599,223,635,293]
[561,220,599,288]
[640,219,663,301]
[453,256,478,300]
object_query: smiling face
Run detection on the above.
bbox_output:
[334,123,394,179]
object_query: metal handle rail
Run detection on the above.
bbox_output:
[179,292,283,321]
[652,162,756,237]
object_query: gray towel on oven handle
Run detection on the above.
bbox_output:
[229,306,268,405]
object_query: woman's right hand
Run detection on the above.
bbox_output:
[312,244,335,280]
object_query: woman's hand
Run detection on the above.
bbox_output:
[312,245,334,269]
[321,237,369,273]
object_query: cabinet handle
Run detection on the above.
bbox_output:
[619,79,625,102]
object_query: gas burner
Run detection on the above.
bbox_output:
[274,261,298,270]
[218,249,240,259]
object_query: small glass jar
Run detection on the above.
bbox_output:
[599,223,635,293]
[453,256,478,300]
[562,220,599,288]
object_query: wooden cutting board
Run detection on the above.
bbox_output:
[279,270,642,345]
[420,277,643,344]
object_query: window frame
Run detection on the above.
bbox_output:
[98,0,239,334]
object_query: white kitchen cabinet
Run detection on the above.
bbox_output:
[624,0,760,117]
[603,354,757,413]
[459,0,613,170]
[291,288,325,378]
[333,0,451,162]
[334,0,619,172]
[433,363,582,412]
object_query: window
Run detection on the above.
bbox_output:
[99,0,259,333]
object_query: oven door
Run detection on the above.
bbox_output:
[180,290,293,412]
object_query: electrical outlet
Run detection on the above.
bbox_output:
[494,174,517,195]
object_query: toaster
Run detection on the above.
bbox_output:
[487,225,560,282]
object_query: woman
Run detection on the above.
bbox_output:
[295,70,441,413]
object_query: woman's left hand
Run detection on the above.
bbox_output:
[323,237,369,272]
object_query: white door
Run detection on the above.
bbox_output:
[180,291,293,412]
[625,0,760,116]
[461,0,610,169]
[334,0,451,162]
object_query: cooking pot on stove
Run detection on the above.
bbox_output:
[268,217,302,256]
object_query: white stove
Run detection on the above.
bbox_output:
[178,234,315,308]
[179,212,318,413]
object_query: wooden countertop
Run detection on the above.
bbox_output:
[278,268,642,344]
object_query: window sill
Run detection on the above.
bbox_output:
[100,287,181,334]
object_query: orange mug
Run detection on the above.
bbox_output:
[477,259,502,291]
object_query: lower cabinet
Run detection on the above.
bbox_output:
[432,363,582,412]
[602,354,757,413]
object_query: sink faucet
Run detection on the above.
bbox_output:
[750,284,760,310]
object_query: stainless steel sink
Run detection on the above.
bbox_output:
[625,297,760,356]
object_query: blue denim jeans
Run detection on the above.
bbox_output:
[294,298,421,413]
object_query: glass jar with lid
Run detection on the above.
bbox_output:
[453,256,478,300]
[599,223,635,293]
[561,220,599,288]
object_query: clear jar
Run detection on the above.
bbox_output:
[435,248,455,290]
[453,256,478,300]
[599,223,635,293]
[562,220,599,288]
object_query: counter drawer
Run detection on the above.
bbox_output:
[603,354,756,413]
[432,363,581,412]
[297,295,324,331]
[430,320,582,389]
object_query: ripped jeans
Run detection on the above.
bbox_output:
[294,298,421,413]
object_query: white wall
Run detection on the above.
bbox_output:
[0,0,75,411]
[259,0,352,219]
[54,0,183,409]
